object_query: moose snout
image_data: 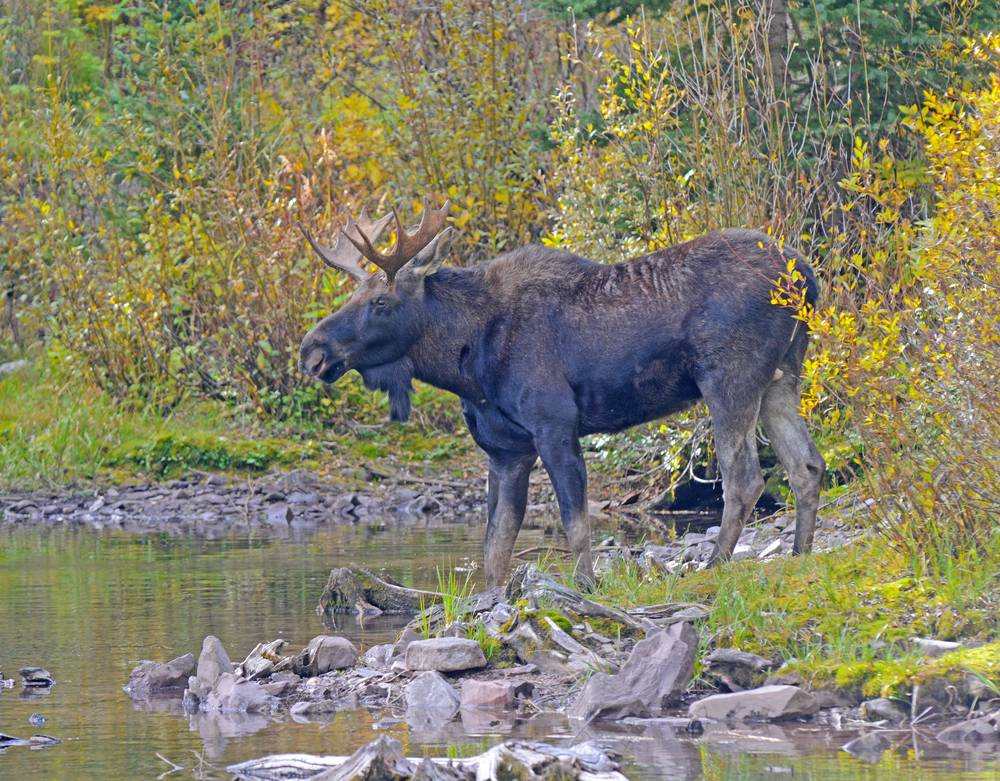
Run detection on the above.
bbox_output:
[299,337,347,383]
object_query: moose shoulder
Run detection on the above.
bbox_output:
[299,208,825,588]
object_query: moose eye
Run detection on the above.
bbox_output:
[371,296,390,312]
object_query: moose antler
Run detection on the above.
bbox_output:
[344,199,451,284]
[297,211,395,282]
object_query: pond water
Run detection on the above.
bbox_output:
[1,521,997,780]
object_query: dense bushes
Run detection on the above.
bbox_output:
[1,1,997,563]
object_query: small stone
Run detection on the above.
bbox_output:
[911,637,962,658]
[392,627,422,657]
[290,699,341,718]
[405,671,460,724]
[842,732,891,762]
[196,636,232,693]
[460,680,516,710]
[27,714,45,727]
[404,638,486,672]
[305,635,358,674]
[19,667,55,688]
[124,654,195,699]
[704,648,774,691]
[689,685,819,722]
[203,673,274,713]
[361,643,395,670]
[936,710,1000,745]
[860,697,909,724]
[570,622,697,722]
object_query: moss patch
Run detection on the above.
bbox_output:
[585,536,999,697]
[111,433,320,476]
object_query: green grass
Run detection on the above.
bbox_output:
[0,352,474,489]
[584,537,999,697]
[0,357,291,486]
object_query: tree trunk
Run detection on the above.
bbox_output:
[766,0,789,90]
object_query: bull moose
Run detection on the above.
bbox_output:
[298,202,824,588]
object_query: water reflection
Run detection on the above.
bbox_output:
[0,525,997,780]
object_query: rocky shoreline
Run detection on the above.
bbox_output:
[118,562,999,779]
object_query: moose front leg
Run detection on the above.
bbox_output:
[484,453,536,588]
[533,427,595,590]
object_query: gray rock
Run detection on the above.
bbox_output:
[0,359,28,379]
[570,622,697,721]
[405,671,460,724]
[689,685,819,722]
[392,627,422,657]
[842,732,891,762]
[936,711,1000,745]
[361,643,394,670]
[305,635,358,674]
[460,679,517,710]
[504,623,543,664]
[289,699,343,719]
[19,667,55,688]
[203,673,274,713]
[704,648,774,690]
[860,697,909,723]
[911,637,962,658]
[196,636,232,693]
[124,654,195,699]
[404,637,486,672]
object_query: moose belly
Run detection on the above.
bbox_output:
[575,357,701,435]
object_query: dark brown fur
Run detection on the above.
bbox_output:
[300,229,825,586]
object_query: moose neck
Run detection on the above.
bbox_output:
[406,268,491,401]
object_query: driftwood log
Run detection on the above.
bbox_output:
[227,735,627,781]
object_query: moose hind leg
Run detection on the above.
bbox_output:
[703,391,765,565]
[483,453,536,587]
[761,376,825,555]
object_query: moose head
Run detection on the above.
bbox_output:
[298,202,453,421]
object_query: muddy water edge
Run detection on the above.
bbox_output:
[0,480,997,780]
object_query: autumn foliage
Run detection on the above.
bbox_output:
[1,2,996,564]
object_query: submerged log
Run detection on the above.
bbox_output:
[316,567,443,616]
[227,735,626,780]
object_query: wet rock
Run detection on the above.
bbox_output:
[570,622,697,722]
[842,732,891,762]
[393,627,422,657]
[911,637,963,658]
[504,623,543,664]
[241,639,290,680]
[203,672,275,713]
[460,680,518,710]
[196,635,233,692]
[19,667,55,688]
[304,635,359,674]
[936,710,1000,745]
[289,699,344,719]
[689,685,819,722]
[406,671,460,724]
[860,697,909,724]
[704,648,774,691]
[227,736,626,781]
[404,638,486,673]
[124,654,195,699]
[361,643,395,670]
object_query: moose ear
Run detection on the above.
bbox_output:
[408,227,456,277]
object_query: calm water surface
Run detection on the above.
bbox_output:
[0,521,997,780]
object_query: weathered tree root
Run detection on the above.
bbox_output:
[316,567,443,616]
